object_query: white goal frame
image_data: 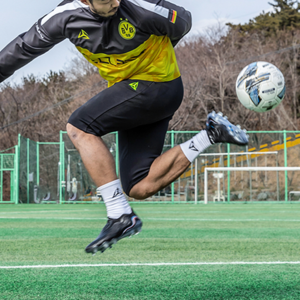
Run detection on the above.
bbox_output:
[204,167,300,204]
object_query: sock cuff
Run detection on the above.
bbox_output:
[98,180,132,219]
[180,141,196,163]
[195,130,211,147]
[180,130,212,163]
[97,179,120,192]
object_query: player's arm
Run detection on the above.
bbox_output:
[139,0,192,46]
[0,19,65,83]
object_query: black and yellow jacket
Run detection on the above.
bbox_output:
[0,0,192,87]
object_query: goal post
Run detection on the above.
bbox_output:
[204,167,300,204]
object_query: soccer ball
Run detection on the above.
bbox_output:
[236,61,286,113]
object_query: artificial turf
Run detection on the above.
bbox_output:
[0,203,300,299]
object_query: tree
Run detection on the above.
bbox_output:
[227,0,300,37]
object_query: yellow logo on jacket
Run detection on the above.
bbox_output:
[118,19,136,40]
[78,30,90,40]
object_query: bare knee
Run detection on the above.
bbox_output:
[66,123,85,142]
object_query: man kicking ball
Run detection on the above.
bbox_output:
[0,0,248,254]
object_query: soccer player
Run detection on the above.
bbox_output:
[0,0,248,254]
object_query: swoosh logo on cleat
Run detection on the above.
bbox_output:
[123,216,138,234]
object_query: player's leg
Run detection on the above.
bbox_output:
[67,83,149,254]
[128,112,248,199]
[67,78,183,254]
[67,124,134,221]
[118,118,210,199]
[66,124,117,187]
[69,77,248,253]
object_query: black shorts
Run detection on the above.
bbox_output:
[68,77,184,194]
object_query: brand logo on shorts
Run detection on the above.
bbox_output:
[78,30,90,40]
[129,82,139,91]
[189,141,198,152]
[113,188,123,198]
[119,19,136,40]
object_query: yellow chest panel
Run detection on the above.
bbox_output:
[76,35,180,87]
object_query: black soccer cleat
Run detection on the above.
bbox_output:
[85,210,142,255]
[206,111,249,146]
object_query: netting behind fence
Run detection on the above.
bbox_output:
[61,132,117,203]
[12,130,300,204]
[37,143,60,203]
[203,167,300,203]
[0,149,16,203]
[19,136,38,204]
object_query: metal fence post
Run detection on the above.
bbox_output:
[27,138,29,204]
[37,142,39,187]
[17,135,21,204]
[171,130,175,204]
[194,158,198,204]
[14,145,19,204]
[59,131,63,204]
[283,130,288,202]
[227,143,231,202]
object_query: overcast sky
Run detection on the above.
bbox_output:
[1,0,273,84]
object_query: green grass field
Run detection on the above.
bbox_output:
[0,203,300,299]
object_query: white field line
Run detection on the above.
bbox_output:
[146,218,300,222]
[1,262,300,269]
[0,210,298,214]
[0,217,300,222]
[0,217,107,220]
[0,210,88,214]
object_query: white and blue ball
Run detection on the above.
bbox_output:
[236,61,285,113]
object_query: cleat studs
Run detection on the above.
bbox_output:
[237,125,241,129]
[217,112,223,116]
[102,242,109,250]
[224,116,228,120]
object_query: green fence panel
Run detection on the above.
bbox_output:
[0,150,16,203]
[203,131,300,203]
[3,130,300,204]
[36,142,60,203]
[60,131,118,203]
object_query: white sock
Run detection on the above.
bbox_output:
[97,179,132,219]
[180,130,212,162]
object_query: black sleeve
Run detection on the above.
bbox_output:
[139,0,192,46]
[0,19,65,83]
